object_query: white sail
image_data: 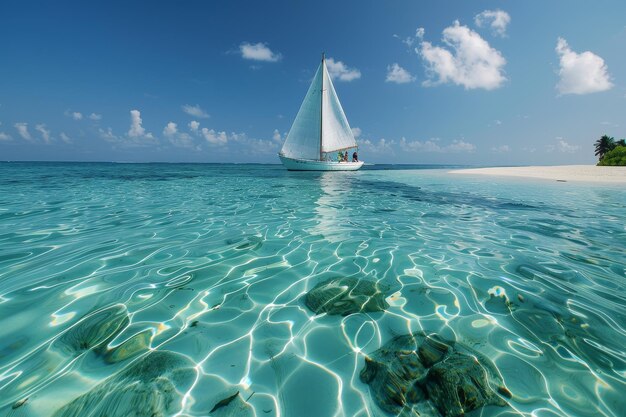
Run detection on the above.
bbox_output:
[321,62,357,153]
[280,63,323,160]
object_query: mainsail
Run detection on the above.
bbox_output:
[280,55,357,161]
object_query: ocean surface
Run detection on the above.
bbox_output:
[0,162,624,417]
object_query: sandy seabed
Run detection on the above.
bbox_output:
[449,165,626,183]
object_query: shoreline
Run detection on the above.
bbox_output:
[449,165,626,183]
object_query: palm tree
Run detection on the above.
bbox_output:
[594,135,615,160]
[616,139,626,147]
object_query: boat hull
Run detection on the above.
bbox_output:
[279,155,363,171]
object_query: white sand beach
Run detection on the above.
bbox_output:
[450,165,626,183]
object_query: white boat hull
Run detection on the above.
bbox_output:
[279,155,363,171]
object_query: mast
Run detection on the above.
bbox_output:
[319,52,325,161]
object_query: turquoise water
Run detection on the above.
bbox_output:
[0,162,624,417]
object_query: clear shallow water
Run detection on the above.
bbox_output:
[0,162,624,417]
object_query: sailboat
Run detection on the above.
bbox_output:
[279,54,364,171]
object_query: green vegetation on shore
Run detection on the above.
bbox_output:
[595,135,626,166]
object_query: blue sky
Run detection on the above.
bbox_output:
[1,0,625,164]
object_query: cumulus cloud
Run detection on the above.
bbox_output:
[35,124,52,144]
[201,128,228,145]
[163,122,178,137]
[72,112,83,120]
[555,37,613,95]
[351,127,362,139]
[127,109,153,138]
[14,123,32,141]
[161,121,196,149]
[188,120,200,132]
[360,138,396,154]
[89,113,102,121]
[99,127,119,142]
[0,132,11,141]
[475,10,511,37]
[386,63,416,84]
[239,42,282,62]
[418,21,506,90]
[224,131,282,156]
[272,129,283,143]
[182,104,209,119]
[169,133,195,149]
[555,137,580,153]
[400,137,476,152]
[326,58,361,82]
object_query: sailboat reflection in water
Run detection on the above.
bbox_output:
[279,53,364,171]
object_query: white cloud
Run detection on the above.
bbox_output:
[556,137,580,153]
[60,132,72,144]
[491,145,510,153]
[326,58,361,82]
[272,129,283,143]
[386,63,416,84]
[35,124,52,144]
[475,10,511,37]
[395,28,425,48]
[351,127,362,138]
[188,120,200,132]
[418,21,506,90]
[400,137,442,152]
[14,123,32,141]
[360,138,396,154]
[99,127,119,142]
[163,121,178,137]
[555,37,613,95]
[239,42,282,62]
[448,140,476,152]
[201,128,228,145]
[169,132,195,149]
[0,132,11,141]
[182,104,209,119]
[224,131,282,156]
[89,113,102,121]
[400,137,476,152]
[72,112,83,120]
[162,121,197,149]
[128,109,153,138]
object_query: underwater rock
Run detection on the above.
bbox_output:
[418,335,451,368]
[359,333,429,414]
[102,329,152,364]
[425,352,507,417]
[52,350,196,417]
[53,305,129,356]
[360,332,508,417]
[305,277,389,316]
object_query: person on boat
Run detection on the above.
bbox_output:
[337,151,343,162]
[352,151,358,162]
[343,152,348,162]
